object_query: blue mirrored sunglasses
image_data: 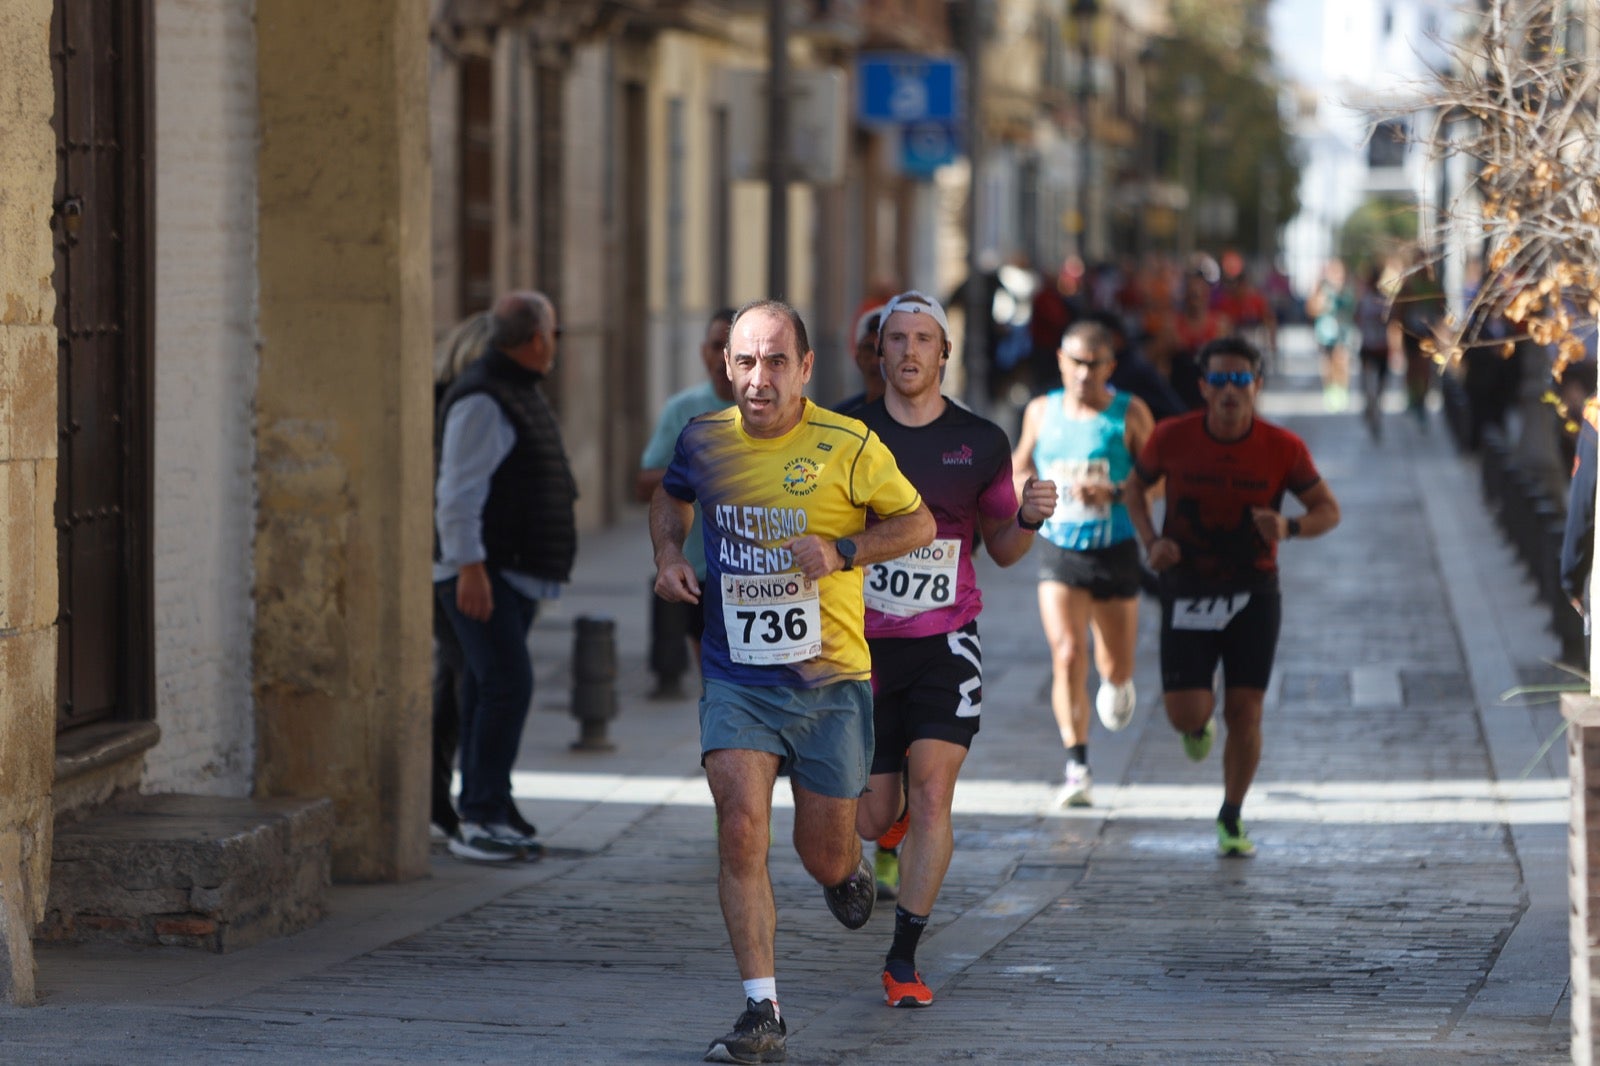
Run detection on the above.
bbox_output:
[1204,370,1255,388]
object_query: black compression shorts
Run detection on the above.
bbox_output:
[868,620,983,774]
[1159,588,1282,691]
[1037,539,1142,600]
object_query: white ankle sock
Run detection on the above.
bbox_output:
[743,978,778,1016]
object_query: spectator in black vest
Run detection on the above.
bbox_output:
[434,290,578,862]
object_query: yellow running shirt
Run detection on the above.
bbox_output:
[662,399,923,688]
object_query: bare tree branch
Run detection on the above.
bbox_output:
[1401,0,1600,373]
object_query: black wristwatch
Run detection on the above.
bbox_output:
[1286,517,1302,539]
[1017,510,1043,532]
[836,537,858,570]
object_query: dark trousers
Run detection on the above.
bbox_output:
[436,572,539,826]
[431,602,465,833]
[1461,346,1522,449]
[1403,338,1434,411]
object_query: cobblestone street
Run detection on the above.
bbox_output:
[2,333,1572,1064]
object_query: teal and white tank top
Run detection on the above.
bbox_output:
[1032,389,1135,550]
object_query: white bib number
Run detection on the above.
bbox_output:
[721,573,823,665]
[864,538,962,618]
[1047,458,1111,524]
[1171,593,1251,632]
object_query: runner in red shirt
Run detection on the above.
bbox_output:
[1124,336,1341,857]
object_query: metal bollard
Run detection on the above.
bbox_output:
[648,580,690,699]
[570,616,618,752]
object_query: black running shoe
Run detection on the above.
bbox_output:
[823,856,875,930]
[704,998,786,1063]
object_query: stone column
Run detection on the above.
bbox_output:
[254,0,432,882]
[1564,692,1600,1065]
[0,0,59,1005]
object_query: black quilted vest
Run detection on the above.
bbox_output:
[435,349,578,582]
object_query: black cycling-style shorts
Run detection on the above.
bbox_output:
[1037,538,1142,601]
[1158,587,1282,692]
[867,620,982,775]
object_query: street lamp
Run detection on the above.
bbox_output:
[1072,0,1099,259]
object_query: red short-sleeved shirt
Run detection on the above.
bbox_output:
[1135,411,1321,593]
[1213,287,1269,327]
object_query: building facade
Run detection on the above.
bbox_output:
[0,0,1181,1004]
[0,0,436,1003]
[0,0,984,1005]
[1272,0,1456,295]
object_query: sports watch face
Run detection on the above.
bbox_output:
[836,537,858,570]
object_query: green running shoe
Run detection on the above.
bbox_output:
[1182,719,1216,762]
[1216,818,1256,857]
[874,846,900,901]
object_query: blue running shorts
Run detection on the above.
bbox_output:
[700,678,874,799]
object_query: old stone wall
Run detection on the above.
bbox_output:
[253,0,432,882]
[0,0,60,1006]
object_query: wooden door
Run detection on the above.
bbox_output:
[50,0,153,730]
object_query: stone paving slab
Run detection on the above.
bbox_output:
[0,333,1572,1063]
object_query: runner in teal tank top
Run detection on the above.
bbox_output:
[1032,389,1136,550]
[1012,321,1156,807]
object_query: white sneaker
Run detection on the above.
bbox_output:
[485,822,539,848]
[1096,680,1137,732]
[1056,762,1092,807]
[448,822,529,862]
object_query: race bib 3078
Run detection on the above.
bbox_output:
[864,538,961,618]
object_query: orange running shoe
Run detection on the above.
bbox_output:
[881,968,933,1008]
[877,809,910,851]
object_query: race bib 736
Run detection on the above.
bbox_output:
[721,573,823,664]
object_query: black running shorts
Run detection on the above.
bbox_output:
[1159,588,1282,691]
[868,620,983,775]
[1037,538,1142,601]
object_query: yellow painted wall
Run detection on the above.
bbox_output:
[648,27,817,319]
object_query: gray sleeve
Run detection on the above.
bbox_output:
[434,394,516,569]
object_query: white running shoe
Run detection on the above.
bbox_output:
[1096,680,1137,732]
[448,822,525,862]
[1056,762,1093,807]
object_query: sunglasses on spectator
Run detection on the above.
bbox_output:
[1204,370,1255,388]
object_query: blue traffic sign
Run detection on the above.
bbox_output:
[900,121,962,177]
[857,54,964,125]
